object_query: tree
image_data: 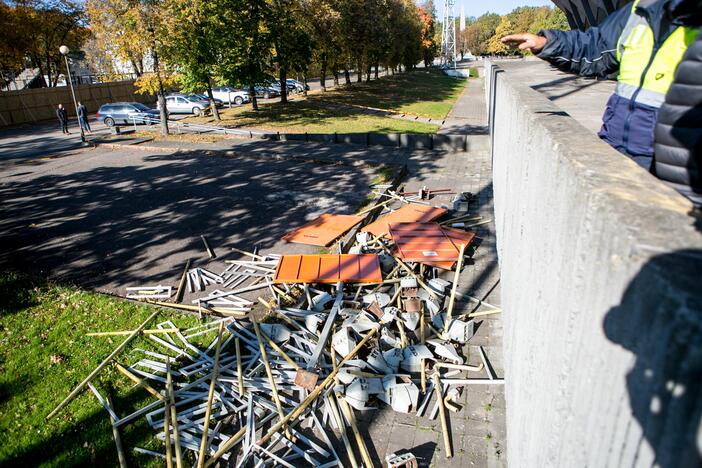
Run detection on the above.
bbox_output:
[487,17,514,55]
[464,12,500,56]
[2,0,88,87]
[216,0,271,110]
[85,0,149,77]
[418,1,437,67]
[269,0,312,103]
[164,0,221,119]
[302,0,342,91]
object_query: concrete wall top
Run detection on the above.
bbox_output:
[487,59,699,248]
[486,59,702,467]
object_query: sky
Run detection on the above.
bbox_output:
[429,0,554,19]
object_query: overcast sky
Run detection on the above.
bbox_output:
[429,0,555,19]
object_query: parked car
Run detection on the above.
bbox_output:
[96,102,160,127]
[191,93,224,107]
[254,85,280,99]
[286,79,308,93]
[210,87,251,105]
[160,94,209,115]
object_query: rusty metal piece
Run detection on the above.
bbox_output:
[402,297,422,313]
[295,368,320,391]
[366,301,383,319]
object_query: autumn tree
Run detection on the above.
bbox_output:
[463,13,500,56]
[418,1,438,67]
[268,0,312,102]
[301,0,342,90]
[487,16,515,55]
[163,0,221,119]
[88,0,173,134]
[85,0,150,77]
[216,0,271,110]
[1,0,88,87]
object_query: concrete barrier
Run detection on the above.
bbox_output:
[0,80,154,127]
[433,134,466,152]
[486,61,702,467]
[271,132,468,152]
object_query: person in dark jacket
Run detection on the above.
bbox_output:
[76,101,91,133]
[501,0,699,171]
[56,104,69,135]
[652,2,702,208]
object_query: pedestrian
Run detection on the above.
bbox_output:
[501,0,700,171]
[56,104,69,135]
[77,101,91,133]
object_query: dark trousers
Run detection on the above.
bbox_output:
[60,120,68,134]
[79,117,91,132]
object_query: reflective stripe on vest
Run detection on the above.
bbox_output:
[615,0,698,108]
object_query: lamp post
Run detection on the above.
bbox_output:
[59,45,85,143]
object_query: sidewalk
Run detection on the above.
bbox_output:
[439,77,489,135]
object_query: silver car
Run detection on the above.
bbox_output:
[211,87,251,105]
[161,95,208,115]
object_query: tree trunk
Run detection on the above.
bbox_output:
[46,51,53,88]
[280,67,288,104]
[357,60,362,82]
[374,62,379,79]
[206,78,220,121]
[366,63,371,82]
[152,49,169,136]
[249,84,258,110]
[333,66,339,87]
[320,53,327,92]
[344,67,350,85]
[303,74,308,96]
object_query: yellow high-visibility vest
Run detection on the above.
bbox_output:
[615,0,698,108]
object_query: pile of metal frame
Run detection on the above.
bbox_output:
[46,189,504,467]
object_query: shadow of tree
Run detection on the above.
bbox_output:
[0,140,443,298]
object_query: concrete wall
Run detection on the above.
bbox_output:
[0,81,153,127]
[486,61,702,467]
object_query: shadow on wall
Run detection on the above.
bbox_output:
[603,216,702,467]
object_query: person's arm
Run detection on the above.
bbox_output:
[502,5,631,78]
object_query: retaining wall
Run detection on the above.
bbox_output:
[486,60,702,467]
[0,81,153,127]
[275,131,468,152]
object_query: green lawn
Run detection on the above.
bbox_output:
[0,271,214,467]
[315,69,467,119]
[189,98,439,134]
[187,69,467,134]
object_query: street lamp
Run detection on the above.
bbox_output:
[59,45,85,143]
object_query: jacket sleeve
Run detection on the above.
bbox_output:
[536,5,631,78]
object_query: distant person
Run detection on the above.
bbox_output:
[56,104,69,135]
[77,101,91,134]
[501,0,700,171]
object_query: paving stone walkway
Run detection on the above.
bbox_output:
[439,76,488,136]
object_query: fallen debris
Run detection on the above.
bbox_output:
[45,184,503,466]
[362,203,447,238]
[283,213,363,246]
[273,254,383,284]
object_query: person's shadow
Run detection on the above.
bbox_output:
[603,215,702,467]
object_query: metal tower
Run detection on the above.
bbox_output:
[440,0,456,68]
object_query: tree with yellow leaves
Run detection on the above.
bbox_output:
[487,16,515,55]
